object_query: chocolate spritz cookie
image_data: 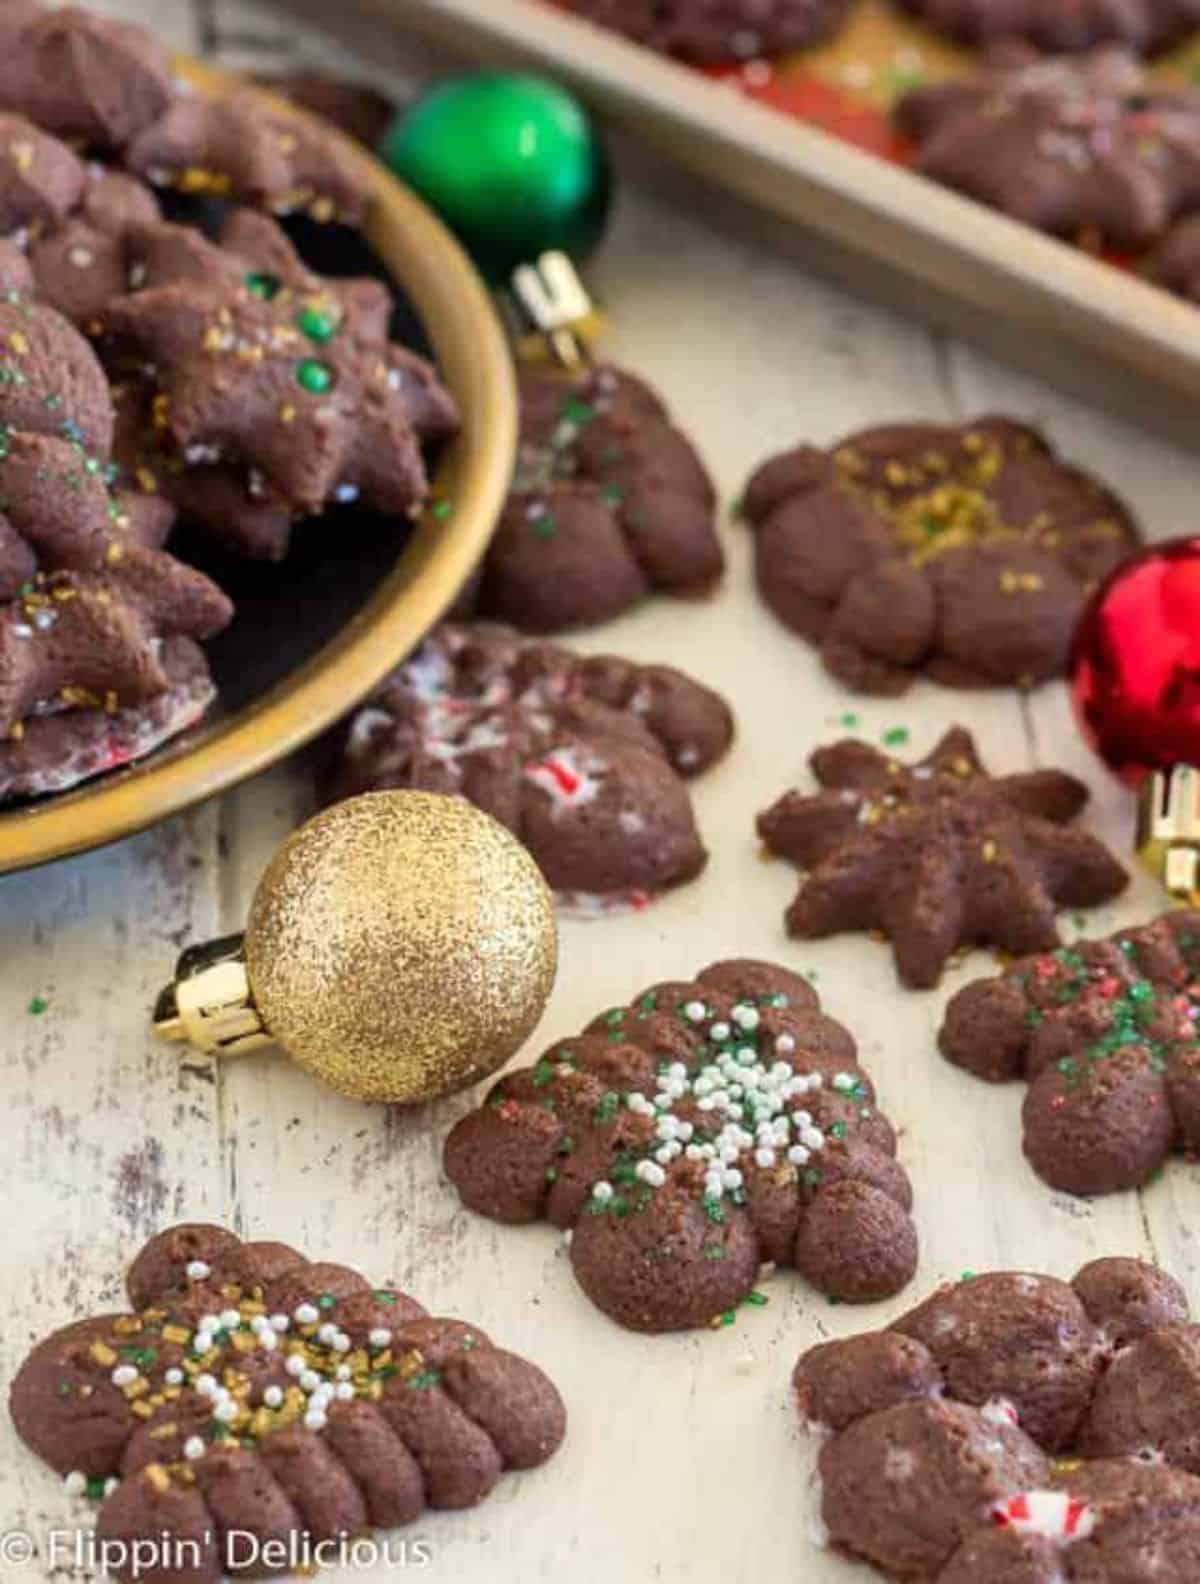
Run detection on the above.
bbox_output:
[0,296,232,802]
[332,621,733,906]
[741,416,1140,694]
[570,0,853,62]
[898,0,1200,54]
[10,1224,566,1582]
[445,957,917,1331]
[758,727,1128,989]
[896,46,1200,250]
[1147,211,1200,299]
[99,207,459,558]
[480,364,722,633]
[941,909,1200,1195]
[792,1256,1200,1582]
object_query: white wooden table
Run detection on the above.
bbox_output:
[3,3,1199,1580]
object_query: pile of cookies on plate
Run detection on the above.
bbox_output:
[0,0,458,802]
[571,0,1200,302]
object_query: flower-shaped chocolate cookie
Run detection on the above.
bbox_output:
[758,728,1128,988]
[445,958,918,1331]
[742,416,1140,694]
[10,1224,566,1583]
[941,909,1200,1194]
[793,1256,1200,1582]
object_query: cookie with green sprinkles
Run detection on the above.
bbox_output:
[444,957,917,1332]
[9,1222,566,1583]
[479,363,723,634]
[793,1255,1199,1582]
[742,416,1139,695]
[759,726,1127,989]
[100,206,458,551]
[940,909,1200,1195]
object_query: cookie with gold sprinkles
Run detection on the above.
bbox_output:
[742,416,1140,694]
[793,1256,1200,1582]
[758,726,1128,988]
[9,1224,566,1582]
[445,956,917,1331]
[941,908,1200,1194]
[899,0,1200,53]
[100,206,458,535]
[896,46,1200,250]
[570,0,853,62]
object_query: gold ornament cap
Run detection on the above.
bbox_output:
[1137,766,1200,903]
[155,791,558,1103]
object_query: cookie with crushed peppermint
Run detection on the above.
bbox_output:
[741,416,1140,695]
[896,45,1200,250]
[445,957,917,1332]
[570,0,853,62]
[940,909,1200,1194]
[100,206,458,533]
[898,0,1200,54]
[793,1256,1200,1582]
[330,620,733,905]
[479,363,723,634]
[758,727,1128,989]
[9,1224,566,1582]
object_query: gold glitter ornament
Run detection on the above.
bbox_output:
[154,791,557,1103]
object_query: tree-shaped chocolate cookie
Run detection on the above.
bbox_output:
[742,416,1140,694]
[101,207,458,540]
[896,46,1200,249]
[758,727,1128,988]
[792,1257,1200,1581]
[480,364,723,633]
[445,958,918,1332]
[9,1224,566,1582]
[940,909,1200,1195]
[0,295,232,800]
[332,621,734,904]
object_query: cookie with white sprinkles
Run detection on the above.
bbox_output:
[9,1224,566,1583]
[792,1256,1200,1581]
[445,958,917,1332]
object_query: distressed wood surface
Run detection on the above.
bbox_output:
[2,2,1199,1579]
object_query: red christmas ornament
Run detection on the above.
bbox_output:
[1070,536,1200,787]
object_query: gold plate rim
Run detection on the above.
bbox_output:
[0,57,517,876]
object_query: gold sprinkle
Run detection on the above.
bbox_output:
[279,403,296,425]
[8,722,24,741]
[202,326,226,352]
[135,466,158,493]
[162,1324,190,1345]
[144,1463,171,1493]
[981,840,998,863]
[113,1318,142,1335]
[105,543,125,565]
[310,196,334,224]
[10,139,33,172]
[179,167,231,196]
[149,1422,178,1440]
[130,1400,154,1420]
[89,1341,118,1367]
[8,330,28,354]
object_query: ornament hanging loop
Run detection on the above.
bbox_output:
[153,933,272,1057]
[1137,767,1200,904]
[508,250,596,368]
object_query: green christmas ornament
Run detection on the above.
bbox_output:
[381,73,611,280]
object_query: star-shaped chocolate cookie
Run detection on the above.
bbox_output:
[757,727,1128,988]
[102,208,458,526]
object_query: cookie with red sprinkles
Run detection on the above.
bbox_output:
[9,1224,566,1583]
[741,415,1140,695]
[758,726,1128,990]
[793,1256,1200,1582]
[445,957,917,1332]
[569,0,853,62]
[896,46,1200,250]
[330,620,733,907]
[479,363,723,634]
[940,909,1200,1195]
[898,0,1200,54]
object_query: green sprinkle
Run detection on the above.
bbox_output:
[531,514,557,540]
[430,499,453,520]
[246,272,281,300]
[719,1310,737,1327]
[702,1244,726,1261]
[85,1477,107,1501]
[318,1293,335,1310]
[531,1059,557,1089]
[839,712,860,729]
[703,1196,727,1225]
[829,1121,848,1140]
[592,1092,620,1125]
[374,1290,397,1305]
[297,305,337,342]
[882,727,910,747]
[1129,981,1154,1003]
[744,1290,768,1307]
[960,1270,976,1283]
[601,483,625,505]
[27,995,47,1015]
[561,397,595,426]
[295,358,334,394]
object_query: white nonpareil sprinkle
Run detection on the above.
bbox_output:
[285,1354,307,1378]
[198,1314,220,1334]
[219,1309,241,1330]
[335,1381,355,1401]
[111,1365,138,1387]
[64,1471,87,1496]
[193,1332,215,1355]
[294,1303,320,1325]
[332,1333,351,1354]
[258,1329,278,1353]
[683,1001,707,1022]
[299,1369,321,1394]
[369,1328,392,1349]
[183,1438,206,1461]
[194,1374,218,1398]
[303,1409,328,1432]
[185,1260,211,1280]
[317,1323,338,1344]
[269,1313,290,1333]
[262,1386,284,1408]
[164,1368,184,1386]
[832,1073,857,1093]
[212,1399,239,1424]
[591,1180,614,1202]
